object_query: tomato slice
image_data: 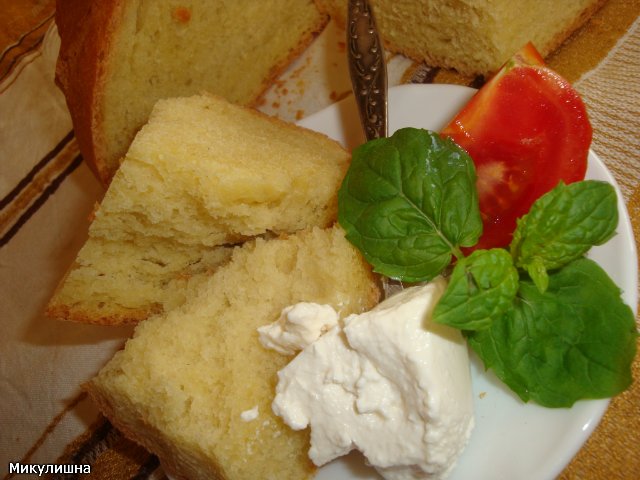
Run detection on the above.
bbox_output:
[442,43,591,250]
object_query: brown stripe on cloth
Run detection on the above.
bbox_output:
[0,131,81,247]
[3,393,88,480]
[2,391,163,480]
[0,0,55,84]
[42,415,164,480]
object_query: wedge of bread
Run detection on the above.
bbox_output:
[315,0,604,76]
[46,94,351,325]
[86,226,380,480]
[55,0,328,184]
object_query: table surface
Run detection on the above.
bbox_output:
[1,1,638,479]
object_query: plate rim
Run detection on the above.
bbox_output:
[300,82,637,480]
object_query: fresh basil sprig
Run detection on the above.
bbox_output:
[467,258,637,407]
[510,180,618,292]
[338,127,637,408]
[338,128,482,282]
[433,179,636,406]
[432,249,519,330]
[435,180,620,328]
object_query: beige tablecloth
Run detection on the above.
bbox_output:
[1,1,638,479]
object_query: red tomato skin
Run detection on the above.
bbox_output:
[442,56,591,251]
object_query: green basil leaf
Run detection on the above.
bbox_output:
[338,128,482,282]
[433,249,519,330]
[467,258,637,408]
[511,181,618,283]
[524,256,548,293]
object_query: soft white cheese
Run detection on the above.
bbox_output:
[240,405,259,422]
[266,278,474,480]
[257,302,339,355]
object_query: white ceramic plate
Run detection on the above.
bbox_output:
[298,84,638,480]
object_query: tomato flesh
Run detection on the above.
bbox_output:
[442,44,591,250]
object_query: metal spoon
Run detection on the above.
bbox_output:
[347,0,388,142]
[347,1,404,296]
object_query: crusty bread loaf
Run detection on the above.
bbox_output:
[315,0,604,76]
[46,94,351,325]
[55,0,328,184]
[86,226,380,480]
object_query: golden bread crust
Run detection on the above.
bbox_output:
[535,0,608,58]
[55,0,328,185]
[84,380,226,480]
[46,301,157,326]
[46,94,350,326]
[314,0,606,76]
[55,0,124,184]
[385,0,608,75]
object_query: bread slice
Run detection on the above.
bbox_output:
[315,0,604,76]
[55,0,328,184]
[86,226,380,480]
[47,239,234,325]
[46,94,351,325]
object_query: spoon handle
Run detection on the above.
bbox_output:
[347,0,388,141]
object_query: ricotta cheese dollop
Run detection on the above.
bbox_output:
[257,302,339,355]
[261,278,474,480]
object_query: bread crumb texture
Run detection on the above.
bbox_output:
[56,0,328,183]
[314,0,605,75]
[88,226,380,480]
[47,94,349,325]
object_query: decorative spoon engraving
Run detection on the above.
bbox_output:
[347,1,403,296]
[347,0,388,141]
